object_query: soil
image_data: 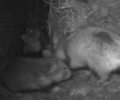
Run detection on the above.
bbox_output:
[1,70,120,100]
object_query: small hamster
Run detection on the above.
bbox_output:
[55,26,120,82]
[1,57,71,93]
[21,31,41,55]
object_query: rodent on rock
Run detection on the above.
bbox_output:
[55,26,120,83]
[1,57,71,93]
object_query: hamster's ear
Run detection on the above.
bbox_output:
[21,35,28,42]
[42,50,52,58]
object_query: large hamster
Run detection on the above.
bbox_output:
[55,26,120,82]
[1,57,71,93]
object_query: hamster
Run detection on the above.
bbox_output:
[55,26,120,82]
[21,31,41,55]
[1,57,71,93]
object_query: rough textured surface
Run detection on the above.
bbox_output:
[1,70,120,100]
[0,0,27,67]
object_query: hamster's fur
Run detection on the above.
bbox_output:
[1,57,71,93]
[55,26,120,82]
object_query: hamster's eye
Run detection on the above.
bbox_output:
[64,67,67,72]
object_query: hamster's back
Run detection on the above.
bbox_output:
[55,26,120,82]
[1,57,71,93]
[1,58,44,92]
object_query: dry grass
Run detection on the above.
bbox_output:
[45,0,85,37]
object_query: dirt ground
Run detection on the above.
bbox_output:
[1,70,120,100]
